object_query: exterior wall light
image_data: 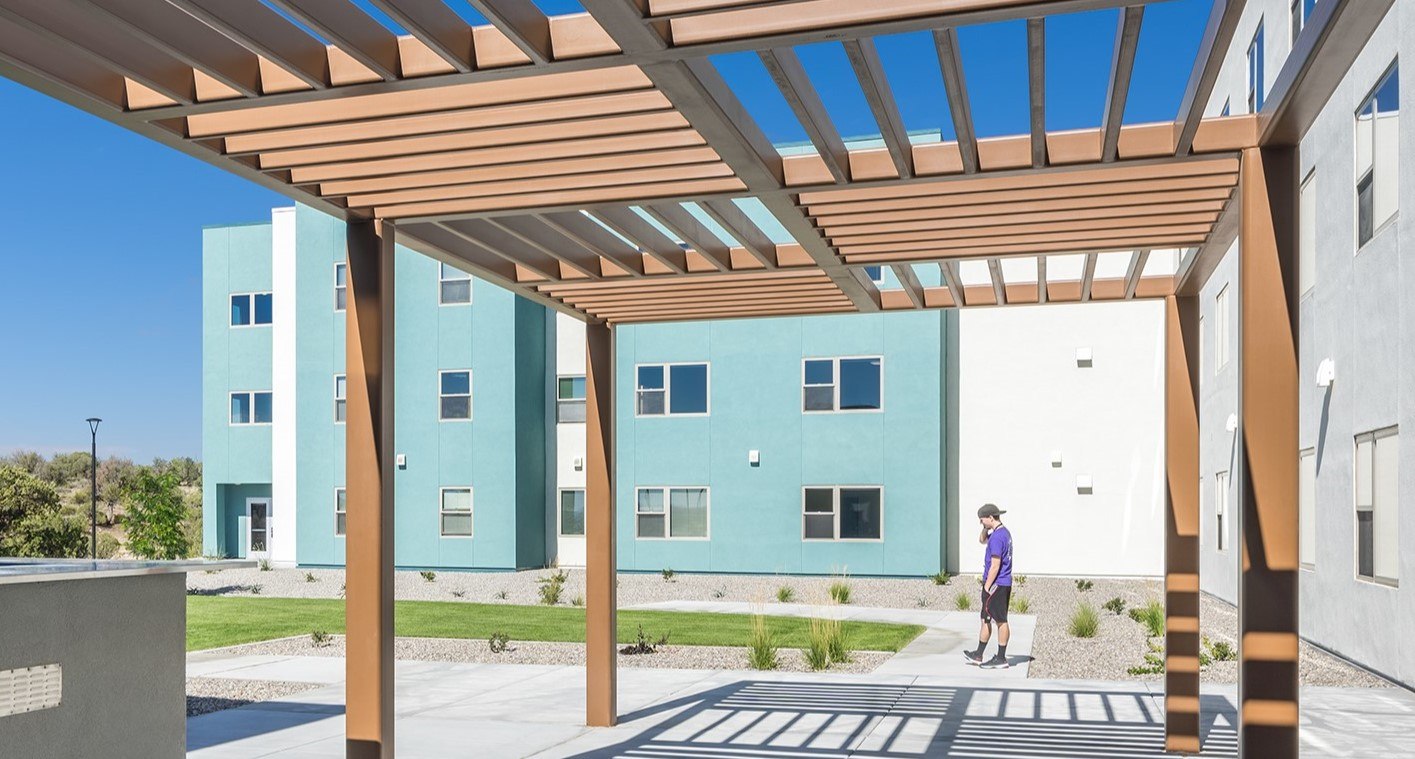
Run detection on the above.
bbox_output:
[1316,358,1336,388]
[748,450,760,466]
[1225,413,1238,433]
[1076,475,1093,494]
[1075,347,1093,367]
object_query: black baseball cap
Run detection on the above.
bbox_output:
[977,503,1006,518]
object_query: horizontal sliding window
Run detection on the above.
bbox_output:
[557,375,586,423]
[636,487,709,539]
[439,262,472,305]
[440,487,473,537]
[636,363,709,416]
[803,486,882,541]
[803,357,882,412]
[230,391,272,425]
[231,293,272,327]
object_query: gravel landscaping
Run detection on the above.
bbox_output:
[186,677,321,717]
[197,634,890,674]
[188,567,1392,688]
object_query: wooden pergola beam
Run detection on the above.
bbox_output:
[268,0,402,81]
[641,204,734,271]
[1124,249,1151,298]
[366,0,473,72]
[1080,252,1098,301]
[488,216,606,279]
[1101,6,1145,162]
[438,218,564,280]
[590,207,690,274]
[698,199,775,268]
[76,0,263,98]
[538,211,648,277]
[1175,0,1245,154]
[169,0,331,90]
[467,0,554,65]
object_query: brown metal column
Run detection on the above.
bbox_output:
[585,321,617,727]
[1237,146,1301,758]
[1164,294,1202,753]
[345,219,396,759]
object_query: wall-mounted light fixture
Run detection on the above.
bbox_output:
[1225,413,1238,433]
[573,456,584,471]
[1076,475,1093,494]
[748,450,760,466]
[1050,451,1063,468]
[396,454,407,469]
[1316,358,1336,388]
[1075,347,1093,367]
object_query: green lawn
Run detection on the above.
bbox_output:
[187,596,924,653]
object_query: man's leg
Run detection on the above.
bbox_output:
[965,593,993,664]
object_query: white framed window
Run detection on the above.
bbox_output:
[1299,170,1317,295]
[440,487,473,537]
[230,391,273,425]
[1299,448,1316,569]
[334,374,346,424]
[635,363,709,416]
[439,262,472,305]
[230,293,273,327]
[803,357,883,412]
[335,488,347,536]
[1198,314,1206,379]
[1246,23,1264,113]
[334,262,347,312]
[1355,427,1398,585]
[1214,285,1230,373]
[439,370,471,421]
[557,375,586,423]
[1290,0,1316,45]
[559,489,585,537]
[1215,471,1230,551]
[864,265,885,286]
[803,486,883,541]
[635,487,709,539]
[1357,63,1399,249]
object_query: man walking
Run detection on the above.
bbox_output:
[964,503,1013,669]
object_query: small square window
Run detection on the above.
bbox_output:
[230,391,273,425]
[560,489,585,536]
[439,262,472,305]
[440,488,473,537]
[335,488,347,536]
[635,363,708,417]
[334,375,347,424]
[231,294,250,326]
[803,357,882,412]
[334,263,347,312]
[557,376,586,423]
[440,370,471,421]
[802,486,883,541]
[230,293,272,327]
[635,487,707,539]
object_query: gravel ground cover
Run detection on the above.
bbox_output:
[188,567,1391,688]
[198,634,890,674]
[185,677,320,717]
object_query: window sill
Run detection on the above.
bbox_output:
[634,537,710,542]
[1357,213,1399,253]
[1356,575,1399,589]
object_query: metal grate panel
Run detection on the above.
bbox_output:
[0,664,63,718]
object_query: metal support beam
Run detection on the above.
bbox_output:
[934,28,979,174]
[344,218,396,759]
[585,321,617,728]
[1163,293,1201,754]
[1237,145,1300,759]
[1101,6,1144,162]
[1026,18,1046,167]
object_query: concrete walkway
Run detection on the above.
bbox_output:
[623,600,1036,677]
[186,658,1415,758]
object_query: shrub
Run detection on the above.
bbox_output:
[805,618,832,671]
[537,570,568,606]
[776,585,795,603]
[661,568,675,582]
[249,585,263,595]
[1102,597,1127,616]
[451,590,466,599]
[338,582,345,598]
[420,570,436,582]
[488,631,510,654]
[122,469,191,559]
[95,532,122,559]
[747,615,778,670]
[1129,599,1165,637]
[1015,575,1028,586]
[620,624,669,655]
[828,581,852,605]
[310,630,333,647]
[0,466,87,558]
[304,572,318,583]
[258,559,272,572]
[1010,595,1031,614]
[1128,639,1167,675]
[1075,579,1094,592]
[929,571,952,586]
[1068,602,1100,638]
[1206,637,1237,662]
[494,589,508,600]
[826,618,849,664]
[711,585,727,599]
[572,594,584,607]
[954,591,972,611]
[916,597,930,608]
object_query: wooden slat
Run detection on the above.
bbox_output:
[538,211,648,277]
[590,207,690,273]
[891,264,925,308]
[371,176,747,220]
[829,213,1219,246]
[698,199,775,268]
[843,234,1207,263]
[843,38,911,179]
[540,269,824,294]
[839,224,1211,255]
[268,0,401,81]
[939,261,965,306]
[442,218,566,280]
[933,27,978,174]
[562,282,840,307]
[488,216,609,279]
[641,204,733,271]
[77,0,262,98]
[811,187,1234,226]
[759,47,848,182]
[342,163,733,209]
[170,0,331,89]
[821,200,1226,236]
[467,0,553,64]
[594,297,853,318]
[1102,6,1145,162]
[366,0,474,71]
[1027,17,1046,168]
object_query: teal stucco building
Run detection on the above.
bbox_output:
[203,205,956,575]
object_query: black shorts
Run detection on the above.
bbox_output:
[981,585,1010,623]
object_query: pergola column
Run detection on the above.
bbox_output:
[1163,294,1201,753]
[585,321,617,727]
[1237,146,1301,758]
[345,219,397,759]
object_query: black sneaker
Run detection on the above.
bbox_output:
[962,650,984,666]
[980,654,1011,670]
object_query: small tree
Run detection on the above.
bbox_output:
[123,470,191,559]
[0,466,87,558]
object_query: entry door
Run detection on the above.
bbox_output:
[248,499,271,558]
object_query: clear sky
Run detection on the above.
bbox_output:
[0,0,1211,464]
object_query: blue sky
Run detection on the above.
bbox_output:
[0,0,1211,463]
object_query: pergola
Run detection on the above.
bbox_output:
[0,0,1390,756]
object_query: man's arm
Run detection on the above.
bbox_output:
[984,556,1001,593]
[978,527,990,545]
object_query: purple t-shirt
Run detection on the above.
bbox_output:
[984,526,1013,587]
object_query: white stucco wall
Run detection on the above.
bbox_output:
[555,312,587,566]
[955,300,1166,577]
[270,206,299,566]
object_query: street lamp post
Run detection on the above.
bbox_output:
[86,418,101,559]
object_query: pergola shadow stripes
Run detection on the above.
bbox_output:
[1,0,1390,757]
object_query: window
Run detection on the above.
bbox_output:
[334,263,347,311]
[335,488,347,536]
[334,374,346,424]
[557,376,586,423]
[1247,24,1264,113]
[1299,448,1316,568]
[559,489,585,537]
[230,391,273,425]
[803,486,883,541]
[1198,315,1206,379]
[440,487,473,537]
[1290,0,1316,44]
[1357,64,1399,248]
[864,266,885,286]
[230,293,273,327]
[439,262,472,305]
[1221,98,1231,117]
[635,487,709,539]
[1214,471,1230,551]
[635,363,709,416]
[1300,171,1317,295]
[803,357,883,412]
[1214,285,1230,373]
[439,370,471,421]
[1355,428,1398,584]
